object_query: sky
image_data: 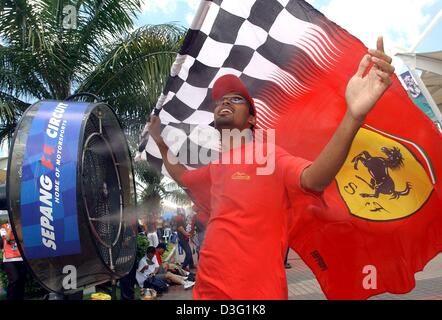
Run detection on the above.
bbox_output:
[136,0,442,73]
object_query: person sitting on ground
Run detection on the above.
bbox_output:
[155,243,195,288]
[136,246,169,296]
[155,243,196,282]
[136,246,194,293]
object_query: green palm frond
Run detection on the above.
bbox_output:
[79,24,185,130]
[0,46,51,99]
[133,160,191,208]
[73,0,142,57]
[163,189,192,207]
[0,91,29,143]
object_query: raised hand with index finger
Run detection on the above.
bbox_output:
[345,36,395,123]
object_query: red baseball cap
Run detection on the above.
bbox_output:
[212,74,256,116]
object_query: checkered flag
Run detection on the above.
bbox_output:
[136,0,353,173]
[136,0,442,300]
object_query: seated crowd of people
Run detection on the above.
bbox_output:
[0,208,206,300]
[128,209,206,298]
[135,243,196,297]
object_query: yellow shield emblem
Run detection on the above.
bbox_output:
[336,127,434,221]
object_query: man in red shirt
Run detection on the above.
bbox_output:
[148,38,394,299]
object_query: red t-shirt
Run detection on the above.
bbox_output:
[155,251,163,265]
[181,142,314,299]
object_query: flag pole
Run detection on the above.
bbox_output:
[410,9,442,53]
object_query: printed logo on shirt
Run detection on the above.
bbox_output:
[231,172,251,181]
[335,127,434,221]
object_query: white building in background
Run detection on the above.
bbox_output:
[395,9,442,131]
[0,156,7,171]
[0,139,8,158]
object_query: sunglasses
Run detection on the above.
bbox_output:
[215,96,247,106]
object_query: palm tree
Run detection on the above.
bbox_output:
[0,0,186,142]
[1,0,191,218]
[1,0,191,215]
[134,160,191,215]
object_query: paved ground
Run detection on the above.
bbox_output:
[158,251,442,300]
[2,250,439,300]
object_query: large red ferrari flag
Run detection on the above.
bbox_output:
[139,0,442,299]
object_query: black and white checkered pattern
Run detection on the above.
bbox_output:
[137,0,346,174]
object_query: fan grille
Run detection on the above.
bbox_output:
[81,112,134,272]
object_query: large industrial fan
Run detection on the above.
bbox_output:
[0,94,137,295]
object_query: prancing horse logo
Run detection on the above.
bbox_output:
[352,147,412,200]
[335,127,433,221]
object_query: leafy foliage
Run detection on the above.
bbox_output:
[0,0,190,218]
[136,233,149,261]
[134,160,191,214]
[0,0,185,141]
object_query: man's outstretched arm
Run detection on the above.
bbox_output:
[301,37,395,193]
[148,115,188,186]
